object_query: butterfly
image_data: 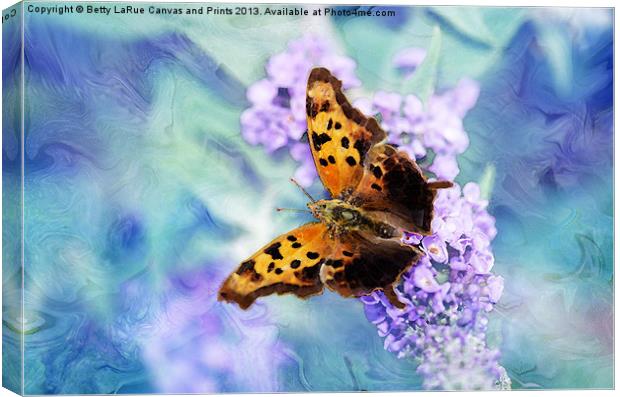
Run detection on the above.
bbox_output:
[218,67,452,310]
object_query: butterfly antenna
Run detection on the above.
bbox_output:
[276,207,311,213]
[290,178,316,202]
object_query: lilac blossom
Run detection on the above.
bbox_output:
[417,326,512,390]
[393,47,427,77]
[132,268,287,393]
[362,183,508,389]
[353,78,479,181]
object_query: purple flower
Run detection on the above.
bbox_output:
[417,326,511,390]
[422,235,449,263]
[393,47,427,76]
[413,265,441,293]
[429,155,460,181]
[361,180,506,388]
[402,232,423,245]
[351,78,478,182]
[126,268,287,393]
[485,275,504,303]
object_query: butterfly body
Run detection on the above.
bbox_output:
[219,67,452,310]
[308,199,399,240]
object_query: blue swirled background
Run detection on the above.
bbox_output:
[2,3,612,393]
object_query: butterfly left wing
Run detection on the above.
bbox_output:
[320,232,422,307]
[219,222,333,309]
[306,68,385,198]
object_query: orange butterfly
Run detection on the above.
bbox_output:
[218,67,452,309]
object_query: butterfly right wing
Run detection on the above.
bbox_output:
[349,143,451,235]
[218,222,333,309]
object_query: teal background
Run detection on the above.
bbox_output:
[2,2,613,393]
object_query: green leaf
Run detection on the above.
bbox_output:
[400,26,442,104]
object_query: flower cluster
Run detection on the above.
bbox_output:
[354,76,479,181]
[131,268,286,393]
[361,183,508,389]
[241,37,508,390]
[241,35,360,186]
[417,326,512,390]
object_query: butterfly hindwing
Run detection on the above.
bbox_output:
[350,144,446,234]
[219,222,333,309]
[306,68,385,198]
[321,232,421,303]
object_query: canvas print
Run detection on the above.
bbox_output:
[2,1,613,394]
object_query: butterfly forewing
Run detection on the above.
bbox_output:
[218,222,333,309]
[306,68,385,198]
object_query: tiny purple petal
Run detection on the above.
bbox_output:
[413,266,441,293]
[470,251,495,274]
[403,94,424,122]
[247,79,278,105]
[486,275,504,303]
[429,155,460,180]
[422,235,449,263]
[393,47,427,73]
[373,91,402,115]
[402,232,423,245]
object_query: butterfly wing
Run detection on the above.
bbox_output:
[321,232,421,306]
[306,67,385,198]
[307,68,449,234]
[218,222,333,309]
[349,143,451,235]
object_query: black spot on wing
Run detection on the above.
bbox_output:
[290,259,301,269]
[292,242,302,248]
[298,263,321,281]
[320,101,330,112]
[236,259,263,282]
[372,165,383,179]
[343,251,354,257]
[306,252,320,260]
[328,155,336,164]
[264,242,284,260]
[327,118,333,130]
[371,183,382,191]
[354,139,371,161]
[326,259,344,268]
[306,96,319,118]
[319,158,328,167]
[346,156,357,166]
[287,235,297,242]
[341,137,349,148]
[334,121,342,130]
[312,131,332,151]
[236,259,256,275]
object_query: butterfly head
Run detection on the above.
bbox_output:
[307,199,330,220]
